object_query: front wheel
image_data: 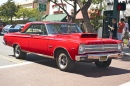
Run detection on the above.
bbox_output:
[14,45,26,59]
[95,59,112,68]
[56,50,74,71]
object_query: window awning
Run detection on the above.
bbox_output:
[43,14,67,22]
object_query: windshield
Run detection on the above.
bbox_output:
[4,25,12,29]
[14,24,24,29]
[46,24,82,34]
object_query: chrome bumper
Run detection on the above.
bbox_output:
[75,53,124,61]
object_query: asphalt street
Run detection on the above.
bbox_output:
[0,35,130,86]
[0,35,51,66]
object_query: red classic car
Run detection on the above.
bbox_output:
[3,21,123,71]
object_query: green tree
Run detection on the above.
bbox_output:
[0,0,19,24]
[34,0,104,32]
[15,7,40,21]
[28,8,41,20]
[90,0,106,32]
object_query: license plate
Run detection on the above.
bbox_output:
[99,56,107,61]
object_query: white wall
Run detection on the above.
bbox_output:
[98,27,103,38]
[17,0,34,8]
[49,1,80,14]
[21,3,33,8]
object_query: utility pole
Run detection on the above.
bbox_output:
[113,0,119,20]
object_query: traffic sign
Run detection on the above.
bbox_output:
[39,4,46,11]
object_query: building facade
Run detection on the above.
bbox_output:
[102,0,130,38]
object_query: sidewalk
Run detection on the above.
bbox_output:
[123,46,130,56]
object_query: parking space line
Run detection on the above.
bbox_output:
[0,59,52,69]
[0,62,33,69]
[0,55,26,63]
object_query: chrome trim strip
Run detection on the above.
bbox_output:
[22,50,54,59]
[85,44,118,46]
[82,44,119,53]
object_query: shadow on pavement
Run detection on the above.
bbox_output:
[119,55,130,61]
[8,54,130,78]
[70,63,130,78]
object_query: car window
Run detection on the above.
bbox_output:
[4,25,12,29]
[42,24,47,35]
[25,24,47,35]
[14,24,25,29]
[46,24,58,34]
[14,25,20,28]
[46,24,82,34]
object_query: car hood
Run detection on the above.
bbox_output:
[54,33,121,44]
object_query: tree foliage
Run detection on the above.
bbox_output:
[90,0,106,32]
[0,0,19,24]
[15,7,41,21]
[45,0,93,32]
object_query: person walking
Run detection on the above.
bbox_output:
[117,18,125,40]
[108,18,118,39]
[122,19,129,40]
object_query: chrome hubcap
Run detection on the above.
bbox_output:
[15,45,20,57]
[58,53,68,69]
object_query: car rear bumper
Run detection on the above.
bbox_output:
[75,52,123,61]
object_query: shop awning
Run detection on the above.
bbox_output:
[43,14,67,22]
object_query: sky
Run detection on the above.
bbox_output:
[0,0,30,5]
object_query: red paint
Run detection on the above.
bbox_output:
[3,22,122,61]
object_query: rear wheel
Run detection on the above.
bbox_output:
[56,50,74,71]
[14,45,26,59]
[95,59,112,68]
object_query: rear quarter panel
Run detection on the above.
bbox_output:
[4,33,30,51]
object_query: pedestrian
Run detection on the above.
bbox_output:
[108,18,118,39]
[117,18,125,40]
[122,19,129,40]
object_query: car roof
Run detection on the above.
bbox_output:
[27,21,76,24]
